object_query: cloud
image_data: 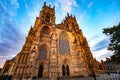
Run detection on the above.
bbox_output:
[0,0,25,68]
[93,48,113,61]
[25,3,29,9]
[88,1,93,8]
[92,38,109,51]
[55,0,78,13]
[89,34,105,48]
[0,0,19,16]
[0,18,25,67]
[23,0,29,9]
[54,0,78,23]
[26,0,42,25]
[80,11,86,20]
[89,34,112,61]
[0,1,7,13]
[9,0,19,8]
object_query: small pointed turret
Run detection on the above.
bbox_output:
[44,2,46,6]
[49,4,51,8]
[74,15,76,18]
[67,12,69,16]
[53,6,55,10]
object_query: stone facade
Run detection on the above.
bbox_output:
[93,59,107,75]
[0,58,15,79]
[1,2,106,80]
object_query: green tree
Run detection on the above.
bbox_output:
[103,23,120,62]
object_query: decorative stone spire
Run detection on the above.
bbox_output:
[44,2,46,6]
[67,12,69,16]
[53,6,55,10]
[74,15,76,18]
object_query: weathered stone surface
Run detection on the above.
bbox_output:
[1,2,106,80]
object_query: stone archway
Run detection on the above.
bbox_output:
[38,65,43,78]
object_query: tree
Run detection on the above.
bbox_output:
[103,23,120,62]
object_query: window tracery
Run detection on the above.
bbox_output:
[59,32,70,54]
[39,45,47,59]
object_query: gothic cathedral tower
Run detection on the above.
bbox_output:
[2,2,95,80]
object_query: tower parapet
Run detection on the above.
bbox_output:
[57,13,79,33]
[39,2,55,24]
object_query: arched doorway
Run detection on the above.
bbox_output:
[66,65,70,76]
[62,65,65,76]
[38,65,43,78]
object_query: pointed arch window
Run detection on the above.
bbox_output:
[59,31,70,54]
[39,45,47,59]
[41,26,50,36]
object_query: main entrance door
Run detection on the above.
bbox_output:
[38,65,43,78]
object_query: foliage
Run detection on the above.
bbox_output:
[103,23,120,62]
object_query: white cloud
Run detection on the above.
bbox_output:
[27,3,40,25]
[93,48,113,61]
[9,0,19,8]
[88,34,113,61]
[56,0,78,13]
[80,11,86,20]
[88,1,93,8]
[23,0,29,9]
[89,34,105,48]
[0,0,19,16]
[54,0,78,23]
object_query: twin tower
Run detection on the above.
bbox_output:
[1,2,100,80]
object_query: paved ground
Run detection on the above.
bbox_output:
[96,73,120,80]
[37,73,120,80]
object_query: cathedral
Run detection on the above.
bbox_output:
[1,2,106,80]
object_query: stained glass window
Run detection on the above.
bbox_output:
[59,32,70,54]
[39,46,47,59]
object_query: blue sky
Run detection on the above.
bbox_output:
[0,0,120,68]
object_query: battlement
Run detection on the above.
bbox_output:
[42,2,55,11]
